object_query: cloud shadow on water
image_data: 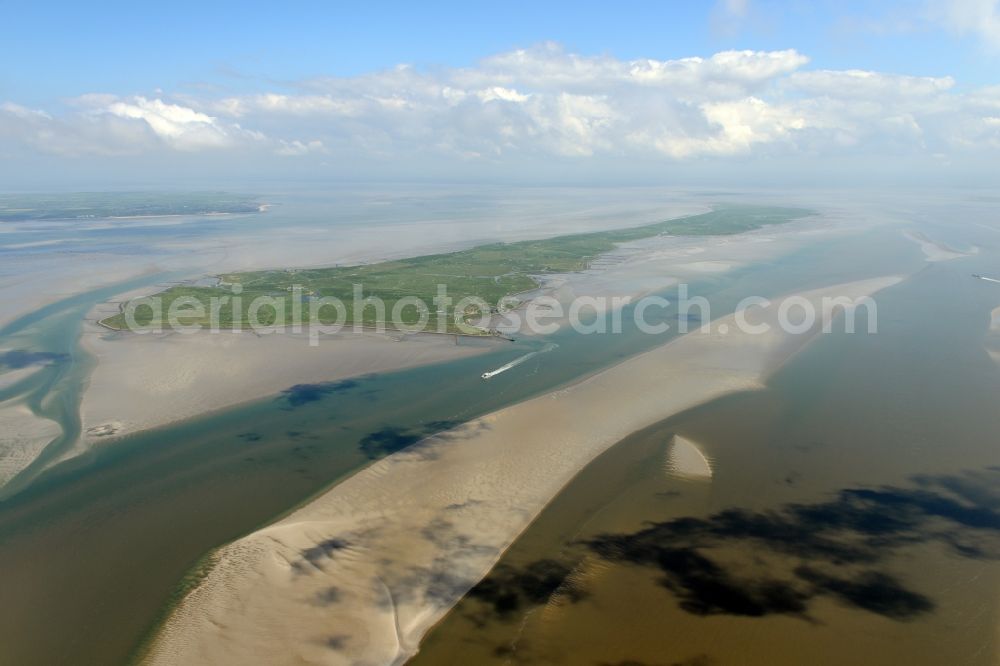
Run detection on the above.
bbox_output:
[0,349,68,369]
[280,378,364,408]
[584,469,1000,621]
[449,467,1000,653]
[467,559,586,621]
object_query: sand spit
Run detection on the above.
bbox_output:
[665,434,713,480]
[903,230,975,262]
[79,326,493,444]
[146,275,902,666]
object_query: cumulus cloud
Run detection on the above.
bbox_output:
[198,45,817,161]
[1,43,999,170]
[452,44,808,95]
[102,97,232,150]
[0,95,317,156]
[0,100,158,156]
[788,70,955,98]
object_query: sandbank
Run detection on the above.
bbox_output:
[146,275,902,666]
[902,230,975,262]
[665,434,713,480]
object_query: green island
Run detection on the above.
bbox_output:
[100,204,813,334]
[0,191,261,222]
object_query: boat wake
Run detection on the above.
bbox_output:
[481,343,559,380]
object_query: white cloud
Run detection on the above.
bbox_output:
[930,0,1000,50]
[1,43,998,171]
[788,69,955,97]
[702,97,807,151]
[524,93,618,156]
[476,87,530,103]
[102,97,230,150]
[0,102,52,120]
[0,101,158,156]
[275,139,327,156]
[214,94,364,117]
[454,44,808,95]
[0,95,321,157]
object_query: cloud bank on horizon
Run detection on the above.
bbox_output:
[2,0,1000,185]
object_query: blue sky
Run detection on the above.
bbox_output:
[2,0,999,187]
[4,0,996,105]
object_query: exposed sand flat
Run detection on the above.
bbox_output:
[146,275,902,666]
[0,254,156,330]
[78,327,493,443]
[498,212,841,338]
[673,260,738,273]
[0,366,41,392]
[903,230,975,262]
[0,402,60,488]
[665,434,713,480]
[985,306,1000,364]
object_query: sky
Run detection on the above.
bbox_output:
[2,0,1000,189]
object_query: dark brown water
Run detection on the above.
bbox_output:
[413,237,1000,664]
